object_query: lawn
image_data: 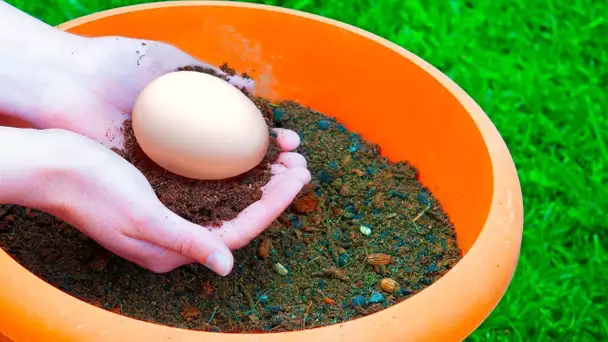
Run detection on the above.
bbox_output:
[7,0,607,340]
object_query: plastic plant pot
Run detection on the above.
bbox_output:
[0,1,523,341]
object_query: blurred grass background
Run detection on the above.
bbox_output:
[6,0,607,340]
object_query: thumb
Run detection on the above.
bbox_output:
[127,204,234,276]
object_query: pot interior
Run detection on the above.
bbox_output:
[64,3,493,252]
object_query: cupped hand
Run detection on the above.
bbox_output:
[29,128,309,275]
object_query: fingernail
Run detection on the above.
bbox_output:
[205,252,232,276]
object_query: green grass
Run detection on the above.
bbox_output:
[7,0,608,340]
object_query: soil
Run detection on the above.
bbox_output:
[0,65,462,333]
[112,119,281,227]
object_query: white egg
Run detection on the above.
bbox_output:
[131,70,269,180]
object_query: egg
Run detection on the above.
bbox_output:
[131,70,269,180]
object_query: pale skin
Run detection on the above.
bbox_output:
[0,2,311,276]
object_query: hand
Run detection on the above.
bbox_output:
[3,34,254,149]
[1,127,310,275]
[0,9,312,274]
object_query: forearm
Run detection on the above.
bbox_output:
[0,1,75,58]
[0,2,87,123]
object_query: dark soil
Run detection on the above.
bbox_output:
[112,120,281,227]
[0,66,462,333]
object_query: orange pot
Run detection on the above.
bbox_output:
[0,1,524,341]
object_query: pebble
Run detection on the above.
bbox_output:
[369,292,385,303]
[273,108,285,122]
[348,144,360,153]
[351,295,367,307]
[359,225,372,236]
[274,263,289,276]
[417,190,431,205]
[337,254,350,267]
[317,120,330,130]
[318,170,333,183]
[259,294,269,304]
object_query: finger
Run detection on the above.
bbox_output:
[272,128,301,151]
[124,205,234,276]
[276,152,307,168]
[262,166,311,193]
[214,178,306,249]
[271,164,287,175]
[106,238,194,273]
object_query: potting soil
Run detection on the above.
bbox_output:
[0,66,462,333]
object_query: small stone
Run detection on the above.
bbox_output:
[417,190,431,205]
[351,295,367,307]
[318,170,333,183]
[274,263,289,276]
[359,225,372,236]
[323,297,335,305]
[180,305,201,321]
[259,294,269,304]
[317,120,330,130]
[379,278,400,293]
[272,108,285,122]
[366,253,391,266]
[337,254,350,267]
[369,292,385,303]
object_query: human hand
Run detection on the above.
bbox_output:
[0,127,310,275]
[0,10,312,274]
[2,34,254,149]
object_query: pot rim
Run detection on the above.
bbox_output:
[0,2,523,341]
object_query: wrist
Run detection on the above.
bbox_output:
[0,127,75,209]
